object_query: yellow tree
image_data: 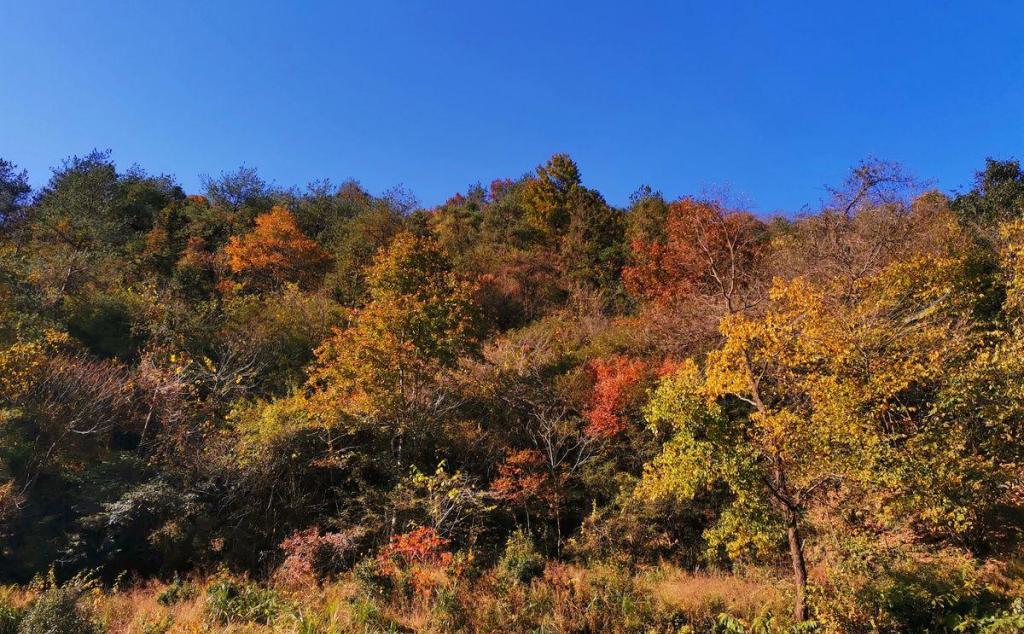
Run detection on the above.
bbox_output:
[639,254,975,621]
[306,233,481,459]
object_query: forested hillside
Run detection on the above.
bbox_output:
[1,151,1024,632]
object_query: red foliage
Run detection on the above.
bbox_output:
[444,192,466,207]
[489,178,515,201]
[378,526,452,571]
[276,527,364,586]
[655,357,684,378]
[491,449,554,508]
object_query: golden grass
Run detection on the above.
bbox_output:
[0,565,799,633]
[645,566,790,623]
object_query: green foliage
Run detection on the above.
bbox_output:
[956,598,1024,633]
[3,150,1024,630]
[0,159,30,227]
[64,290,148,359]
[156,576,196,605]
[205,575,286,625]
[0,594,24,634]
[953,159,1024,228]
[352,558,394,600]
[18,573,97,634]
[496,530,545,586]
[221,285,345,393]
[139,615,173,634]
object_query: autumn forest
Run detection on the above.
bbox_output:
[2,152,1024,632]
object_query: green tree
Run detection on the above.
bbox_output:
[0,159,30,227]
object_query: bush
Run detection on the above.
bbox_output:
[956,597,1024,633]
[140,615,173,634]
[205,575,285,625]
[496,530,545,586]
[352,558,394,599]
[17,574,97,634]
[814,544,1012,632]
[0,596,23,634]
[275,526,367,586]
[429,582,468,631]
[156,576,196,605]
[65,292,146,360]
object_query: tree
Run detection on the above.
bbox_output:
[952,158,1024,229]
[491,449,556,533]
[624,185,668,247]
[323,203,406,305]
[560,189,625,299]
[225,206,333,291]
[639,253,975,621]
[584,355,651,439]
[523,154,583,235]
[771,160,962,293]
[523,154,625,302]
[306,233,481,457]
[623,197,769,358]
[951,158,1024,322]
[202,165,275,225]
[0,159,30,228]
[625,197,768,312]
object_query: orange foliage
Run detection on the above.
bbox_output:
[584,355,650,438]
[225,206,332,289]
[491,449,555,508]
[623,198,766,309]
[378,526,452,572]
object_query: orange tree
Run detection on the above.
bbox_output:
[225,205,332,291]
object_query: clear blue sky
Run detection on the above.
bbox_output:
[2,1,1022,213]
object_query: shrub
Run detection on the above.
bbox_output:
[496,530,545,586]
[352,558,394,599]
[140,615,173,634]
[17,574,97,634]
[956,597,1024,633]
[156,576,196,605]
[375,526,456,599]
[205,575,285,625]
[0,596,23,634]
[64,291,147,360]
[378,526,453,572]
[276,526,367,586]
[429,582,468,631]
[815,545,1010,632]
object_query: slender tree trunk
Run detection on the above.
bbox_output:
[554,507,562,556]
[786,508,809,622]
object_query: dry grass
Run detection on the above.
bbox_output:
[644,566,790,624]
[0,565,800,633]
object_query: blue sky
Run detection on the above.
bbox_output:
[2,1,1022,213]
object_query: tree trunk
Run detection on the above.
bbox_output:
[786,508,809,622]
